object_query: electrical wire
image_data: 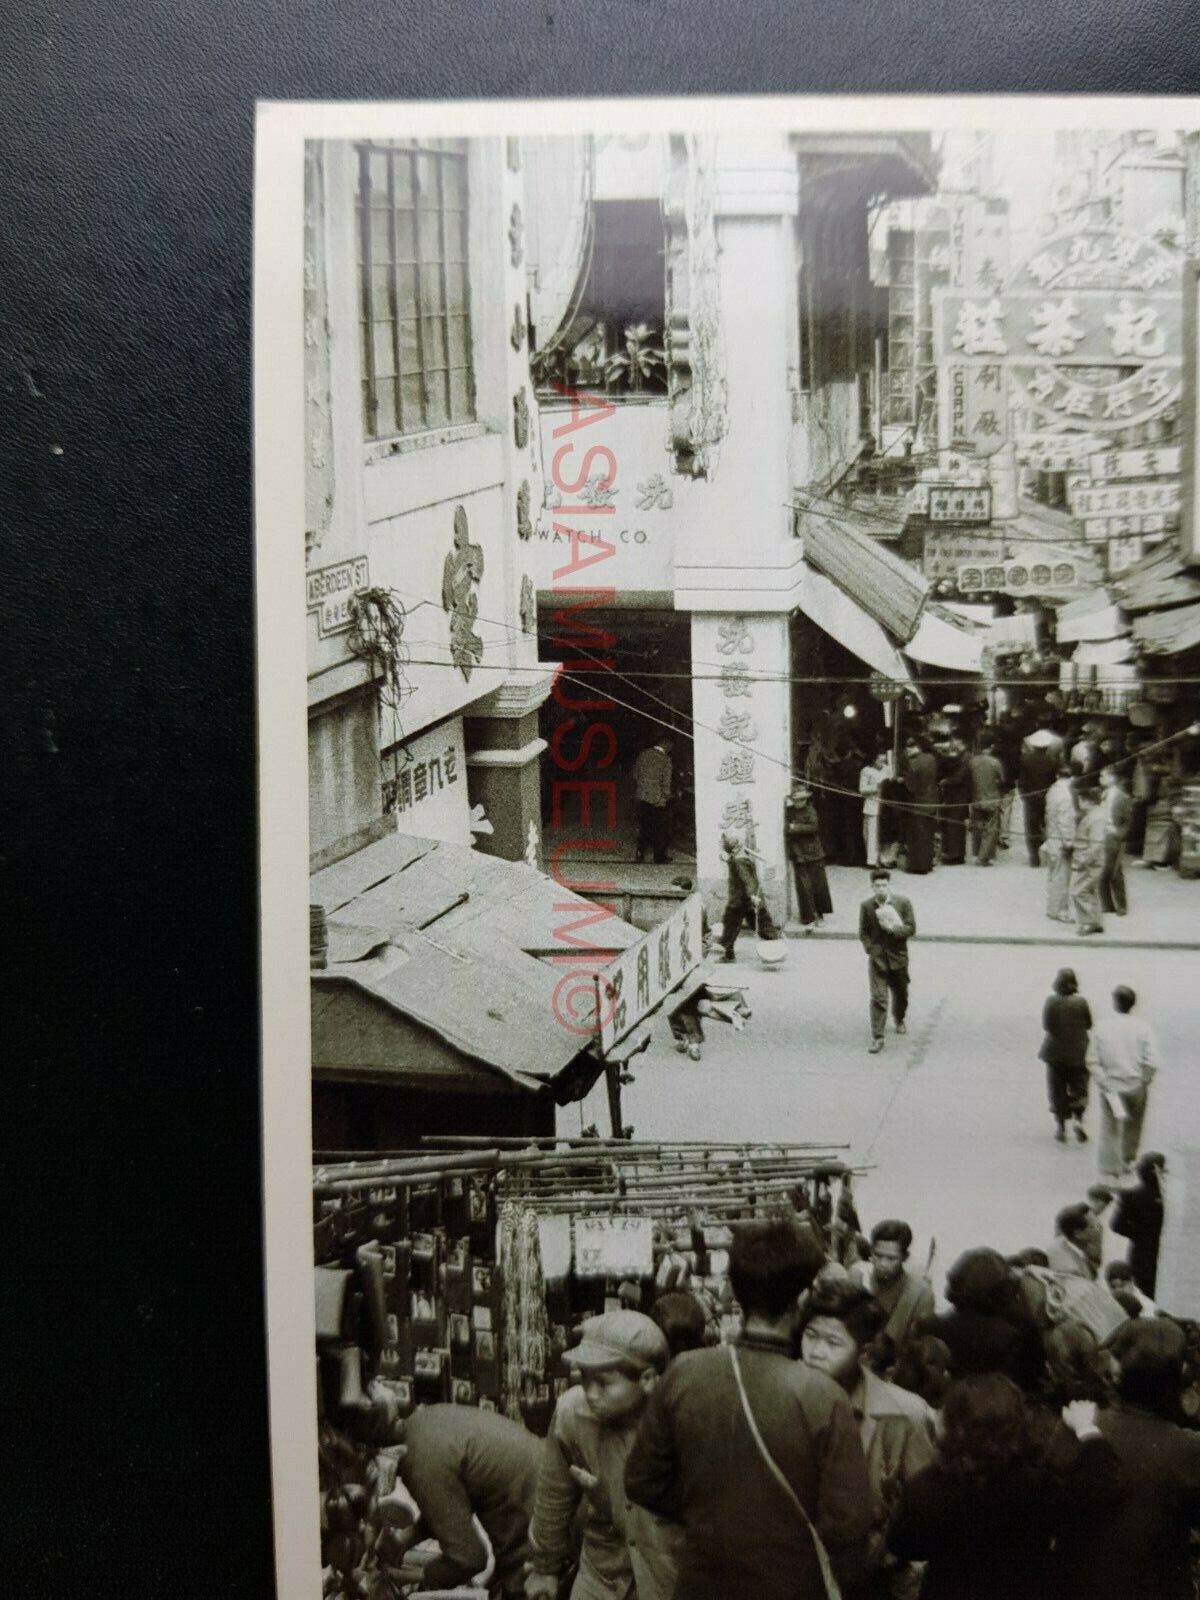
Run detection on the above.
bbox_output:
[382,583,1198,826]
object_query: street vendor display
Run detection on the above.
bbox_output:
[312,1138,865,1598]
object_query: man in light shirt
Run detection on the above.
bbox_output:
[1089,985,1159,1178]
[1042,762,1078,924]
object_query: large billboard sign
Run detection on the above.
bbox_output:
[936,228,1184,436]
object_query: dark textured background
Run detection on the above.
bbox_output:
[2,2,1198,1593]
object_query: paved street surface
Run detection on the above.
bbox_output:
[572,929,1200,1317]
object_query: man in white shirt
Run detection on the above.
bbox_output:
[1042,762,1077,923]
[1089,985,1159,1178]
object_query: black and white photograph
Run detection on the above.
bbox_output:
[256,97,1200,1600]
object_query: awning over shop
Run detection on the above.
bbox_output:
[1113,545,1200,616]
[1073,637,1137,668]
[800,509,929,642]
[1055,593,1130,645]
[1132,599,1200,657]
[797,561,914,686]
[311,831,643,1091]
[905,604,986,674]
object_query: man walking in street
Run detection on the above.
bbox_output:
[1090,985,1160,1179]
[859,868,916,1054]
[716,827,780,962]
[1043,762,1078,924]
[1099,764,1132,918]
[1070,783,1107,937]
[968,735,1005,866]
[633,738,673,864]
[625,1219,872,1600]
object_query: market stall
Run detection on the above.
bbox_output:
[312,1137,865,1597]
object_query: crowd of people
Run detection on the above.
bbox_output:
[369,1182,1200,1600]
[800,706,1192,902]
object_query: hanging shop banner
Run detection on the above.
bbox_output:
[1106,536,1147,576]
[935,229,1183,434]
[1015,433,1101,471]
[928,484,992,523]
[922,530,1011,581]
[1083,513,1170,542]
[1087,445,1181,482]
[595,892,703,1054]
[939,194,1011,458]
[573,1214,655,1280]
[958,550,1086,596]
[1071,481,1181,519]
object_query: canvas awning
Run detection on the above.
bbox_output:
[1073,637,1137,668]
[800,508,929,642]
[905,604,985,674]
[797,562,914,685]
[1113,545,1200,615]
[1132,599,1200,657]
[1055,593,1130,645]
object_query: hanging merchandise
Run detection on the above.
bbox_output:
[497,1202,550,1424]
[574,1214,655,1280]
[309,1137,866,1598]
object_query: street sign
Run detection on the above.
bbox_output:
[306,555,371,637]
[595,893,703,1054]
[922,531,1010,580]
[1072,481,1180,519]
[1086,445,1181,482]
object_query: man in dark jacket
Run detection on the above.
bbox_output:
[859,869,916,1055]
[395,1403,543,1595]
[901,739,939,874]
[785,781,833,931]
[625,1219,872,1600]
[1019,732,1061,868]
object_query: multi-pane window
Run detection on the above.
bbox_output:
[355,139,475,440]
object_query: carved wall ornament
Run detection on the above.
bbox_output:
[635,473,674,511]
[516,479,533,541]
[715,617,754,656]
[509,204,524,269]
[663,133,729,480]
[520,575,536,635]
[513,387,530,450]
[510,304,527,352]
[441,505,485,680]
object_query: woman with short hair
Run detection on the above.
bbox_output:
[1039,968,1092,1146]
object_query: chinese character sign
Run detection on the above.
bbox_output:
[595,894,704,1053]
[934,229,1183,434]
[382,720,471,845]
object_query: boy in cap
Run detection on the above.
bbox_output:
[526,1309,677,1600]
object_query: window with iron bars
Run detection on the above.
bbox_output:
[355,139,476,440]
